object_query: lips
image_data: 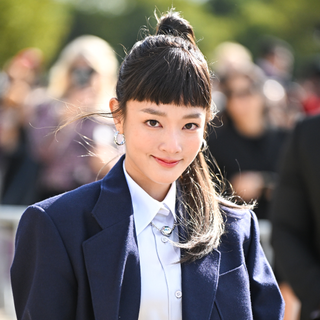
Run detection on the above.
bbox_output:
[152,156,181,168]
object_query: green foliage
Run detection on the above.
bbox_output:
[2,0,318,72]
[0,0,72,67]
[62,0,237,65]
[63,0,319,72]
[206,0,320,63]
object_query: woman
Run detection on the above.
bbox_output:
[208,64,287,220]
[27,35,120,200]
[0,48,44,204]
[11,11,284,320]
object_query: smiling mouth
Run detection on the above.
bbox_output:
[152,156,181,168]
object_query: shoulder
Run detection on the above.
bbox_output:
[220,205,257,243]
[294,115,320,142]
[20,180,102,231]
[19,156,128,232]
[297,114,320,130]
[268,126,288,141]
[36,180,101,214]
[16,179,107,253]
[217,205,263,275]
[284,116,320,160]
[218,204,261,261]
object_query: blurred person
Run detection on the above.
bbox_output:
[11,11,284,320]
[27,35,120,201]
[0,48,44,204]
[299,55,320,115]
[256,36,294,87]
[256,36,304,129]
[210,42,253,112]
[208,63,287,220]
[271,115,320,320]
[263,78,304,129]
[210,41,303,130]
[209,41,253,116]
[211,41,253,78]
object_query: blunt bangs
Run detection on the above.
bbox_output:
[116,35,212,110]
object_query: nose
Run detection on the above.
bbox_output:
[159,130,182,154]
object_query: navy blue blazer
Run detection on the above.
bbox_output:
[11,157,284,320]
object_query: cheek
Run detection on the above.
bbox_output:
[185,132,203,155]
[124,124,155,151]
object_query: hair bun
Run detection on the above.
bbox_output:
[156,10,196,46]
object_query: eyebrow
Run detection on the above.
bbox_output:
[141,108,166,116]
[182,113,204,119]
[141,108,204,119]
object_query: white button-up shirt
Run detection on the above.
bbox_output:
[123,163,182,320]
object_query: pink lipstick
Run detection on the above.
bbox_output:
[152,156,180,168]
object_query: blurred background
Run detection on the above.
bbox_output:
[1,0,320,319]
[1,0,319,73]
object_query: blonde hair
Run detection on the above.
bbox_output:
[48,35,118,111]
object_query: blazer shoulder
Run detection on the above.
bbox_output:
[221,205,255,224]
[17,180,105,250]
[21,180,103,233]
[35,180,102,214]
[220,205,258,247]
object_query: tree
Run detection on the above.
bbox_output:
[206,0,320,66]
[0,0,72,67]
[61,0,237,65]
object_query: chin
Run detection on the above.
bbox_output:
[151,172,181,186]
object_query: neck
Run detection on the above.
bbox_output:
[146,184,171,202]
[124,161,171,202]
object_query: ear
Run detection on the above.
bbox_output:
[109,98,124,133]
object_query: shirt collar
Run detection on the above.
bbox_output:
[123,161,176,236]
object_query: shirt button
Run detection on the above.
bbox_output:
[161,236,169,243]
[175,290,182,299]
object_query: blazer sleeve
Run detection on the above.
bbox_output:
[271,123,320,316]
[11,205,77,320]
[245,211,285,319]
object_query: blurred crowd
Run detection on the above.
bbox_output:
[1,35,320,206]
[208,38,320,219]
[1,34,320,319]
[207,38,320,320]
[0,35,122,205]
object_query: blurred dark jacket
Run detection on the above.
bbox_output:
[208,118,287,220]
[271,115,320,319]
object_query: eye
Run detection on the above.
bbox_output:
[184,123,199,130]
[146,120,161,127]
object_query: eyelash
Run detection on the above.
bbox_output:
[145,120,199,130]
[146,120,161,127]
[184,123,199,130]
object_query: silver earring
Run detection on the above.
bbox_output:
[200,138,207,152]
[114,131,125,146]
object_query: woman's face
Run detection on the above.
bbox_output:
[111,99,206,201]
[225,76,264,121]
[67,57,101,108]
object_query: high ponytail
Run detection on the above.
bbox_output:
[155,10,197,46]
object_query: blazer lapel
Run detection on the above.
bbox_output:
[176,194,221,320]
[82,157,141,320]
[82,156,221,320]
[181,250,221,320]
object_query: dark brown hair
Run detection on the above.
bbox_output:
[114,12,212,118]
